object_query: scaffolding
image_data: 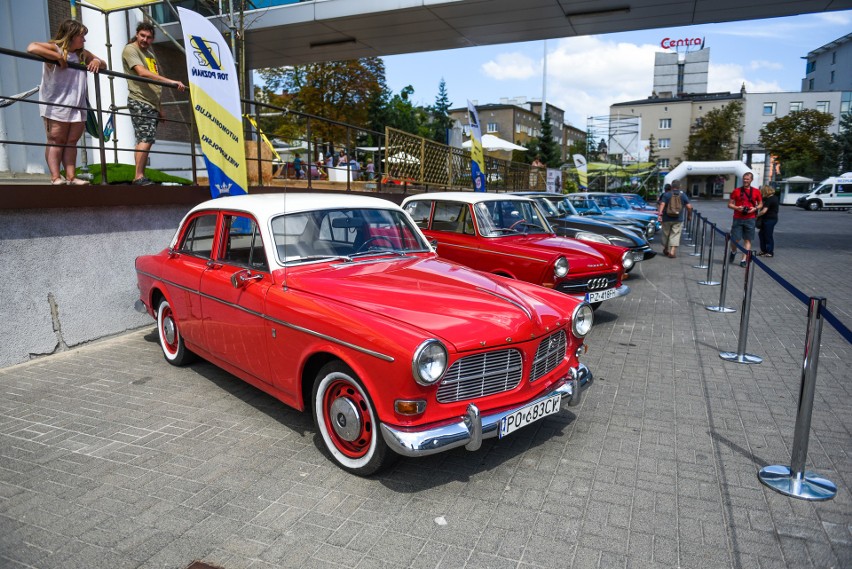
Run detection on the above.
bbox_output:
[581,113,657,194]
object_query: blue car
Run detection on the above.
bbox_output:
[569,192,660,235]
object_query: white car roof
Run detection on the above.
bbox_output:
[403,192,533,205]
[188,193,402,226]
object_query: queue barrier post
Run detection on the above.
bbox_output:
[720,249,762,364]
[698,223,720,286]
[758,297,836,501]
[693,218,708,268]
[706,232,736,313]
[689,215,704,257]
[683,212,693,242]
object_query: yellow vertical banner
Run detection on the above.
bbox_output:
[467,100,486,192]
[178,8,247,197]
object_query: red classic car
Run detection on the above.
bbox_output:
[401,193,631,308]
[135,194,594,475]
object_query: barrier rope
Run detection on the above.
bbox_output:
[699,212,852,345]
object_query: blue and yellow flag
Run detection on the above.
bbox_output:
[178,8,247,197]
[467,100,486,192]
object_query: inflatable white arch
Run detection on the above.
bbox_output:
[664,161,753,186]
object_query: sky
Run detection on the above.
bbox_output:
[382,10,852,128]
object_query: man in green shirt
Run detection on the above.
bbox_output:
[122,22,185,185]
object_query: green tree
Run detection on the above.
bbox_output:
[258,58,387,143]
[429,79,453,144]
[832,112,852,173]
[645,134,660,196]
[759,109,835,179]
[537,110,561,167]
[686,100,743,161]
[383,85,430,136]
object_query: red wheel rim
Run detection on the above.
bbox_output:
[160,304,178,355]
[322,378,372,459]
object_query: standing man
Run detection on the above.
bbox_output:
[727,172,762,267]
[122,22,185,185]
[656,179,692,258]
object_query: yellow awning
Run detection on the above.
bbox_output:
[81,0,159,12]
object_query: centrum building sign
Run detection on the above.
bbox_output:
[660,36,706,51]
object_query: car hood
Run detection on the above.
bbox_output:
[502,233,611,265]
[283,256,571,352]
[549,215,644,245]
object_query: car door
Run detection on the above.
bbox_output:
[159,212,219,349]
[199,212,273,383]
[835,184,852,206]
[421,201,483,268]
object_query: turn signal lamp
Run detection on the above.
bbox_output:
[395,400,426,416]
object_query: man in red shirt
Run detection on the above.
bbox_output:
[727,172,762,267]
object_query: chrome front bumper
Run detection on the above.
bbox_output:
[380,363,593,458]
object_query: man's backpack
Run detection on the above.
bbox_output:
[666,190,683,217]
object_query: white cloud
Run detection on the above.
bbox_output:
[750,60,783,71]
[481,53,538,80]
[709,62,784,93]
[543,36,659,126]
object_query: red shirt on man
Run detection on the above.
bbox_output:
[730,185,762,219]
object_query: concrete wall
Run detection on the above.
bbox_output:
[0,205,189,368]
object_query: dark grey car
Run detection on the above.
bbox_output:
[513,192,656,269]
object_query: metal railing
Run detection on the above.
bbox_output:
[1,45,542,193]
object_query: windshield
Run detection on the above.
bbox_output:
[622,194,645,206]
[569,197,605,215]
[271,207,430,263]
[474,200,552,236]
[591,194,632,211]
[533,197,562,216]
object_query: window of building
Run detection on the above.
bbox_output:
[830,71,835,84]
[486,123,498,133]
[659,118,672,129]
[658,158,670,168]
[841,92,851,114]
[832,52,837,65]
[763,102,776,116]
[816,101,830,113]
[659,138,671,149]
[809,79,814,90]
[806,60,816,74]
[789,101,803,112]
[516,123,522,133]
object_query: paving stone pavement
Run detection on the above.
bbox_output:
[0,200,850,569]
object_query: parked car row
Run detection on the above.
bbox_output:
[134,191,657,475]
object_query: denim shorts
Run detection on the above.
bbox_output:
[731,217,756,242]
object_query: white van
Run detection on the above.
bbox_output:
[795,173,852,210]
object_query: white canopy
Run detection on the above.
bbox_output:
[664,161,753,186]
[462,134,527,152]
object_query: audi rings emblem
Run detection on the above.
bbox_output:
[586,278,609,291]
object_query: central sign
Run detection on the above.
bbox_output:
[660,36,705,50]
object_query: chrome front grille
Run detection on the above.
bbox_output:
[530,330,567,382]
[556,272,618,294]
[437,349,523,403]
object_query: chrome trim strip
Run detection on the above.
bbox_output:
[475,287,532,320]
[134,268,395,362]
[380,363,593,457]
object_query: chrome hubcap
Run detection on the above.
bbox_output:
[163,316,176,345]
[330,397,361,442]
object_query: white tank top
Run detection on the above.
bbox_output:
[39,46,87,123]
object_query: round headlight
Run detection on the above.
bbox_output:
[554,256,569,278]
[572,303,594,337]
[575,231,611,245]
[621,251,635,271]
[412,339,448,386]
